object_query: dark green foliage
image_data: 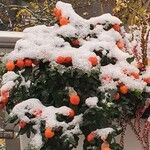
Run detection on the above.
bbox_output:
[5,57,149,149]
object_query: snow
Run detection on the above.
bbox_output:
[85,97,98,107]
[100,63,146,91]
[18,70,31,88]
[1,1,150,149]
[1,81,15,93]
[10,98,83,148]
[3,0,128,72]
[94,128,114,140]
[2,71,19,85]
[148,117,150,122]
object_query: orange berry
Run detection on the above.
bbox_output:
[87,132,96,142]
[119,85,128,94]
[56,56,65,64]
[116,39,124,49]
[44,128,55,139]
[1,90,9,104]
[130,72,139,79]
[112,24,121,32]
[143,78,150,84]
[2,96,9,104]
[59,17,69,26]
[113,93,120,101]
[16,59,25,68]
[1,90,9,98]
[19,120,27,128]
[6,61,15,71]
[33,109,42,117]
[24,59,32,67]
[68,109,75,117]
[101,142,111,150]
[53,8,61,18]
[69,95,80,105]
[101,148,111,150]
[64,57,72,63]
[88,56,98,66]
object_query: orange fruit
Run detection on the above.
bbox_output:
[101,142,111,150]
[112,24,121,32]
[130,72,139,79]
[1,96,9,104]
[16,59,25,68]
[87,132,96,142]
[33,109,42,117]
[6,61,15,71]
[1,90,9,98]
[1,90,9,104]
[56,56,65,64]
[19,120,27,128]
[68,109,75,117]
[44,128,55,139]
[119,85,128,94]
[116,40,124,49]
[101,147,111,150]
[64,57,72,63]
[69,95,80,105]
[88,56,98,66]
[59,17,69,26]
[113,93,120,101]
[143,78,150,84]
[53,8,61,18]
[24,59,32,67]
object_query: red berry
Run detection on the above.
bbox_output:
[53,8,61,18]
[1,91,9,104]
[71,39,80,47]
[59,17,69,26]
[69,95,80,105]
[16,59,25,68]
[6,61,15,71]
[117,40,125,49]
[87,132,96,142]
[143,78,150,84]
[44,128,55,139]
[33,109,42,117]
[64,57,72,63]
[112,24,121,32]
[19,120,27,128]
[130,72,139,79]
[56,56,65,64]
[113,93,120,101]
[68,109,75,117]
[24,59,32,67]
[88,56,98,66]
[2,96,9,104]
[119,85,128,94]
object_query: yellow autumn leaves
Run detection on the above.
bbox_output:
[113,0,150,26]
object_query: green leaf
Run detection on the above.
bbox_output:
[126,57,134,64]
